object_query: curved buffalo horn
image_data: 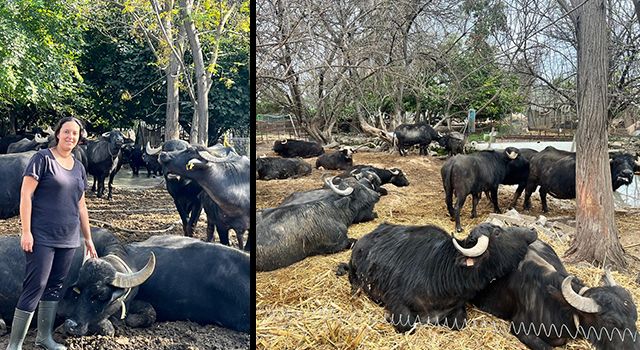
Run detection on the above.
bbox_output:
[390,168,400,176]
[198,150,230,163]
[561,276,601,313]
[349,168,360,175]
[34,133,48,144]
[507,150,518,159]
[325,176,353,196]
[281,139,288,144]
[111,253,156,289]
[635,156,640,167]
[603,268,618,287]
[102,132,111,138]
[146,142,162,155]
[44,126,54,135]
[452,235,489,257]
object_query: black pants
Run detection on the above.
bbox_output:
[16,244,76,312]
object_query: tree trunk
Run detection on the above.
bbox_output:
[181,0,209,146]
[564,0,626,269]
[163,1,183,141]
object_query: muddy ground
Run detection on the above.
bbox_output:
[256,140,640,349]
[0,170,250,350]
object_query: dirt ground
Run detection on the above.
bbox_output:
[0,172,249,350]
[256,140,640,349]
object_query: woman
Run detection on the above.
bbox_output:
[6,117,98,350]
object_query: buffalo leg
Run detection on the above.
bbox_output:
[107,172,117,200]
[454,194,467,232]
[523,182,538,211]
[124,300,157,328]
[509,184,526,209]
[187,202,203,236]
[96,176,105,198]
[445,188,455,218]
[540,188,549,213]
[91,176,97,192]
[490,188,501,213]
[205,221,216,242]
[470,192,481,218]
[217,225,230,246]
[439,307,467,330]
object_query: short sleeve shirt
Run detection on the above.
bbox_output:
[23,148,88,248]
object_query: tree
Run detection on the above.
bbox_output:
[562,0,626,269]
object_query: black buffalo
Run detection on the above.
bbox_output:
[158,144,250,251]
[315,147,354,170]
[6,133,51,153]
[256,156,312,180]
[257,176,381,271]
[280,173,382,223]
[343,223,537,332]
[523,147,638,212]
[437,132,465,156]
[341,165,410,195]
[472,239,639,349]
[272,139,324,158]
[498,147,538,209]
[61,234,250,336]
[199,191,235,245]
[148,140,204,238]
[121,143,145,176]
[85,130,125,199]
[394,122,441,156]
[142,152,162,177]
[441,147,524,232]
[0,151,35,219]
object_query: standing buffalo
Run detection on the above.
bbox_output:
[343,223,537,332]
[441,147,523,232]
[85,130,125,199]
[437,132,466,156]
[472,239,639,349]
[394,122,441,156]
[273,139,324,158]
[0,151,35,219]
[257,176,380,271]
[523,147,639,212]
[256,156,312,180]
[315,147,355,170]
[159,144,250,251]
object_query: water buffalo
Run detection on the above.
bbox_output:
[272,139,324,158]
[158,144,250,251]
[315,147,354,170]
[523,147,638,212]
[342,223,537,332]
[85,130,125,199]
[441,147,523,232]
[472,239,639,349]
[6,133,50,154]
[437,132,465,156]
[394,122,441,156]
[256,156,312,180]
[257,176,381,271]
[0,151,36,219]
[341,165,410,195]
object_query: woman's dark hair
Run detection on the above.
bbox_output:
[52,116,85,146]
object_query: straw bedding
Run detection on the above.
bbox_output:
[256,144,640,350]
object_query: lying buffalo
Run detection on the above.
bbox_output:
[257,176,380,271]
[315,147,354,170]
[257,156,312,180]
[472,239,639,349]
[272,139,324,158]
[342,223,537,332]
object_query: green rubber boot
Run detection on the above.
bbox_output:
[5,308,34,350]
[35,301,66,350]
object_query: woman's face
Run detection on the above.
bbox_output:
[57,121,81,151]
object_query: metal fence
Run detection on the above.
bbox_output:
[256,114,311,141]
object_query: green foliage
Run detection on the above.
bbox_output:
[0,0,86,118]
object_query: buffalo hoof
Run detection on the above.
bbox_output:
[335,263,349,276]
[92,319,115,336]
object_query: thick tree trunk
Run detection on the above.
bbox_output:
[181,0,210,146]
[163,3,183,141]
[565,0,626,269]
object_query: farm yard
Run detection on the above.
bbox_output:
[0,169,250,350]
[255,140,640,350]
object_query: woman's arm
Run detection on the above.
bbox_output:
[79,193,98,258]
[19,176,39,252]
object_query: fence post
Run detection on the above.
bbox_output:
[289,115,299,139]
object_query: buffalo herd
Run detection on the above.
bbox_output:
[257,123,640,349]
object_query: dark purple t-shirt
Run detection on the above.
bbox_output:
[23,148,88,248]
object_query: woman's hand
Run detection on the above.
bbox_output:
[85,238,98,258]
[21,232,34,252]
